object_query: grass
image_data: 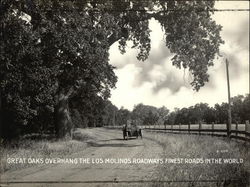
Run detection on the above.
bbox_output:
[147,132,250,187]
[1,128,249,187]
[0,128,95,173]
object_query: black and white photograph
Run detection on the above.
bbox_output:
[0,0,249,186]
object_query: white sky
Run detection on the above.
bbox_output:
[109,1,249,111]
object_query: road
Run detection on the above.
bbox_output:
[1,128,165,187]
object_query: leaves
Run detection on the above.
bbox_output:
[158,1,223,91]
[0,0,224,139]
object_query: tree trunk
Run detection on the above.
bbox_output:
[55,91,73,139]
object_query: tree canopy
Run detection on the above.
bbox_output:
[0,0,224,139]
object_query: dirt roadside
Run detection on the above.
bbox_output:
[1,128,165,187]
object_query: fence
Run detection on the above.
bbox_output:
[144,120,250,142]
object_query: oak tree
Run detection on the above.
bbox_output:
[0,0,223,139]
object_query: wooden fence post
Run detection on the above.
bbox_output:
[235,122,238,137]
[199,122,202,135]
[179,123,181,132]
[188,123,190,134]
[246,120,250,138]
[227,121,231,138]
[212,122,214,136]
[171,124,173,131]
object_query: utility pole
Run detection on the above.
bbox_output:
[226,59,232,137]
[0,90,1,118]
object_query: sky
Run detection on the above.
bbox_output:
[109,1,249,111]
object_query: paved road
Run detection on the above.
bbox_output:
[1,128,165,187]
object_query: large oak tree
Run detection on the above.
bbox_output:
[0,0,223,139]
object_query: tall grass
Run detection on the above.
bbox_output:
[0,128,95,173]
[148,133,249,187]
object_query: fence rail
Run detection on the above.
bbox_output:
[144,121,250,142]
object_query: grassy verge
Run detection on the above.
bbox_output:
[148,132,250,187]
[0,128,95,173]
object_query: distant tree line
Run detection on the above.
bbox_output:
[166,95,250,125]
[101,94,250,127]
[101,103,169,127]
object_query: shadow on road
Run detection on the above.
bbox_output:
[97,138,141,141]
[86,141,143,148]
[98,138,125,141]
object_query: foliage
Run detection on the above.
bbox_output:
[116,107,131,126]
[1,0,224,139]
[101,100,118,127]
[101,103,170,127]
[1,0,118,138]
[132,104,159,126]
[159,1,224,90]
[166,94,250,125]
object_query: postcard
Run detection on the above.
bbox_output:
[0,1,249,186]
